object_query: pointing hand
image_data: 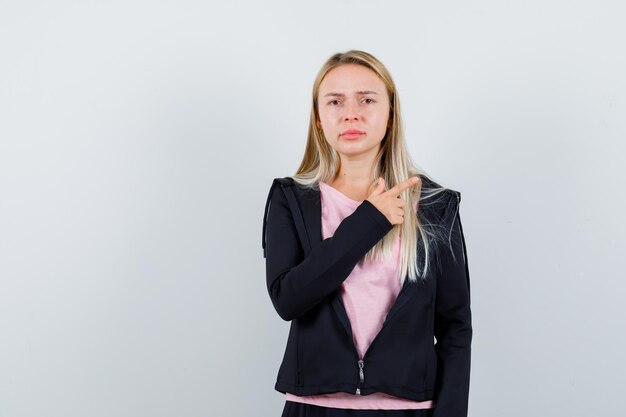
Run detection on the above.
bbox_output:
[366,177,421,226]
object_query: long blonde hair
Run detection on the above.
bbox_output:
[291,50,452,285]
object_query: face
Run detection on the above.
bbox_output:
[316,64,391,160]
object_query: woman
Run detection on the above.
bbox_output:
[262,50,472,417]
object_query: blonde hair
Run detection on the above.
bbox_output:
[290,49,453,285]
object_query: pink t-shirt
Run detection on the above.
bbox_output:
[285,181,434,410]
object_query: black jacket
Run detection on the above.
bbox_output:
[261,175,472,417]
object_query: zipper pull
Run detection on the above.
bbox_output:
[358,359,364,382]
[355,359,365,395]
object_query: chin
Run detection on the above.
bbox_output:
[337,146,377,158]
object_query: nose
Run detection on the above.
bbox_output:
[343,100,360,121]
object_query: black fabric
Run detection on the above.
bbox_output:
[263,175,472,417]
[281,400,435,417]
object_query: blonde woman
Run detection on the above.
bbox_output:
[262,50,472,417]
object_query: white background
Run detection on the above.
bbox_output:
[1,1,625,416]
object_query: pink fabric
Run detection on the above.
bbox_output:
[285,181,434,410]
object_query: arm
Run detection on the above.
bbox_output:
[432,191,473,417]
[264,181,393,321]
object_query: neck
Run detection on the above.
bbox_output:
[332,150,380,191]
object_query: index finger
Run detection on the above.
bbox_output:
[386,176,421,197]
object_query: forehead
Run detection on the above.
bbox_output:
[319,64,386,95]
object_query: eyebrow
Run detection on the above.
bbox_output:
[323,90,379,98]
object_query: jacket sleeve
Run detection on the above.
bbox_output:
[432,191,473,417]
[264,181,393,321]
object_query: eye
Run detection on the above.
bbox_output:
[363,98,375,104]
[328,99,341,106]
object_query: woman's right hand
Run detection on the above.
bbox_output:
[366,177,421,225]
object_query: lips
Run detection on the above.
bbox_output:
[341,129,365,136]
[341,129,365,140]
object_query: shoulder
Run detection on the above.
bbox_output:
[266,176,302,196]
[418,174,460,198]
[265,177,319,213]
[267,177,295,192]
[268,176,321,202]
[264,177,300,216]
[274,176,296,186]
[268,176,318,190]
[414,174,461,217]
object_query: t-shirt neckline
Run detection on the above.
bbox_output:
[319,181,363,204]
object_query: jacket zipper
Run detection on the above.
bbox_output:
[353,278,410,395]
[356,359,364,395]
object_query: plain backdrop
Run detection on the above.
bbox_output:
[1,1,625,416]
